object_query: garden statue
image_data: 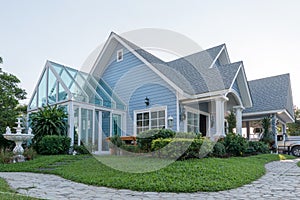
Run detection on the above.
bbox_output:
[6,126,11,134]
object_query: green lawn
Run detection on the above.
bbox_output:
[0,178,38,200]
[0,154,294,193]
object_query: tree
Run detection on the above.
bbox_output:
[0,70,27,134]
[30,105,68,143]
[226,110,236,133]
[287,107,300,136]
[260,117,273,145]
[0,57,3,64]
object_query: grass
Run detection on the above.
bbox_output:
[0,178,38,200]
[0,154,295,193]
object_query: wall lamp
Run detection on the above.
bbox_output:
[145,97,150,106]
[168,115,174,129]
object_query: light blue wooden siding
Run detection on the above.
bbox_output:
[102,43,144,90]
[232,79,242,100]
[100,43,177,135]
[129,83,177,134]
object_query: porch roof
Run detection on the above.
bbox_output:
[243,74,294,123]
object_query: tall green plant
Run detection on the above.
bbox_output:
[30,105,68,143]
[226,110,236,133]
[260,117,273,144]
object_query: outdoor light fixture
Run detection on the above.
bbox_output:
[168,115,174,129]
[145,97,150,106]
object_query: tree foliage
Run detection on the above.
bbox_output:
[30,105,68,143]
[225,110,236,134]
[260,117,273,144]
[287,107,300,136]
[0,71,27,134]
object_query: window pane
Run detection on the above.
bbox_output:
[144,112,149,120]
[48,69,57,105]
[38,71,47,107]
[137,113,142,120]
[151,112,157,118]
[159,110,165,118]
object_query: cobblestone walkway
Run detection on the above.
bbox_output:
[0,158,300,199]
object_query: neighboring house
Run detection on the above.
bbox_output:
[27,32,294,153]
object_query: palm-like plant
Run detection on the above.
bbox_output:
[30,105,68,143]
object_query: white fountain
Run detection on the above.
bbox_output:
[3,118,34,162]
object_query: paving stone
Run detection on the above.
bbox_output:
[0,158,300,199]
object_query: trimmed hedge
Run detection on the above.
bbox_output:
[151,137,214,160]
[137,129,176,151]
[36,135,71,155]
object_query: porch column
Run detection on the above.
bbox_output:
[233,106,244,136]
[282,123,286,134]
[271,114,278,153]
[246,121,250,139]
[215,96,228,138]
[282,123,286,140]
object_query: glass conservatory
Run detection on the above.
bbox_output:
[28,61,126,153]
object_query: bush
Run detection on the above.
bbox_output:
[121,145,142,154]
[73,145,91,155]
[30,105,68,144]
[36,135,71,155]
[212,141,226,157]
[109,135,124,148]
[0,149,13,164]
[151,137,214,160]
[23,147,37,160]
[223,133,248,156]
[137,129,176,151]
[247,141,270,154]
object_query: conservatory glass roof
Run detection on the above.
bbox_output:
[28,61,126,111]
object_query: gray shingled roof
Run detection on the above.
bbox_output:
[244,74,294,118]
[118,34,240,95]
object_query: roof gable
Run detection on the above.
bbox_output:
[244,74,294,120]
[89,32,249,98]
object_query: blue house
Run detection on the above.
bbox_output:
[28,32,294,153]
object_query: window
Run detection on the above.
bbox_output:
[112,114,122,136]
[187,112,199,133]
[136,109,166,134]
[117,49,123,62]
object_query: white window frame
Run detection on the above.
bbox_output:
[117,49,123,62]
[133,106,167,136]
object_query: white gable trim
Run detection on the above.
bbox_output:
[209,45,225,69]
[227,63,252,108]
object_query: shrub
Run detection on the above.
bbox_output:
[121,145,142,154]
[30,105,68,144]
[247,141,270,154]
[151,137,214,160]
[0,149,13,164]
[109,135,124,148]
[36,135,71,155]
[73,145,91,155]
[223,133,248,156]
[23,147,37,160]
[212,141,226,157]
[137,129,175,151]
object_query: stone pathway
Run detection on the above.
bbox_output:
[1,158,300,199]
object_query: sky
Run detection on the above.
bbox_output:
[1,0,300,107]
